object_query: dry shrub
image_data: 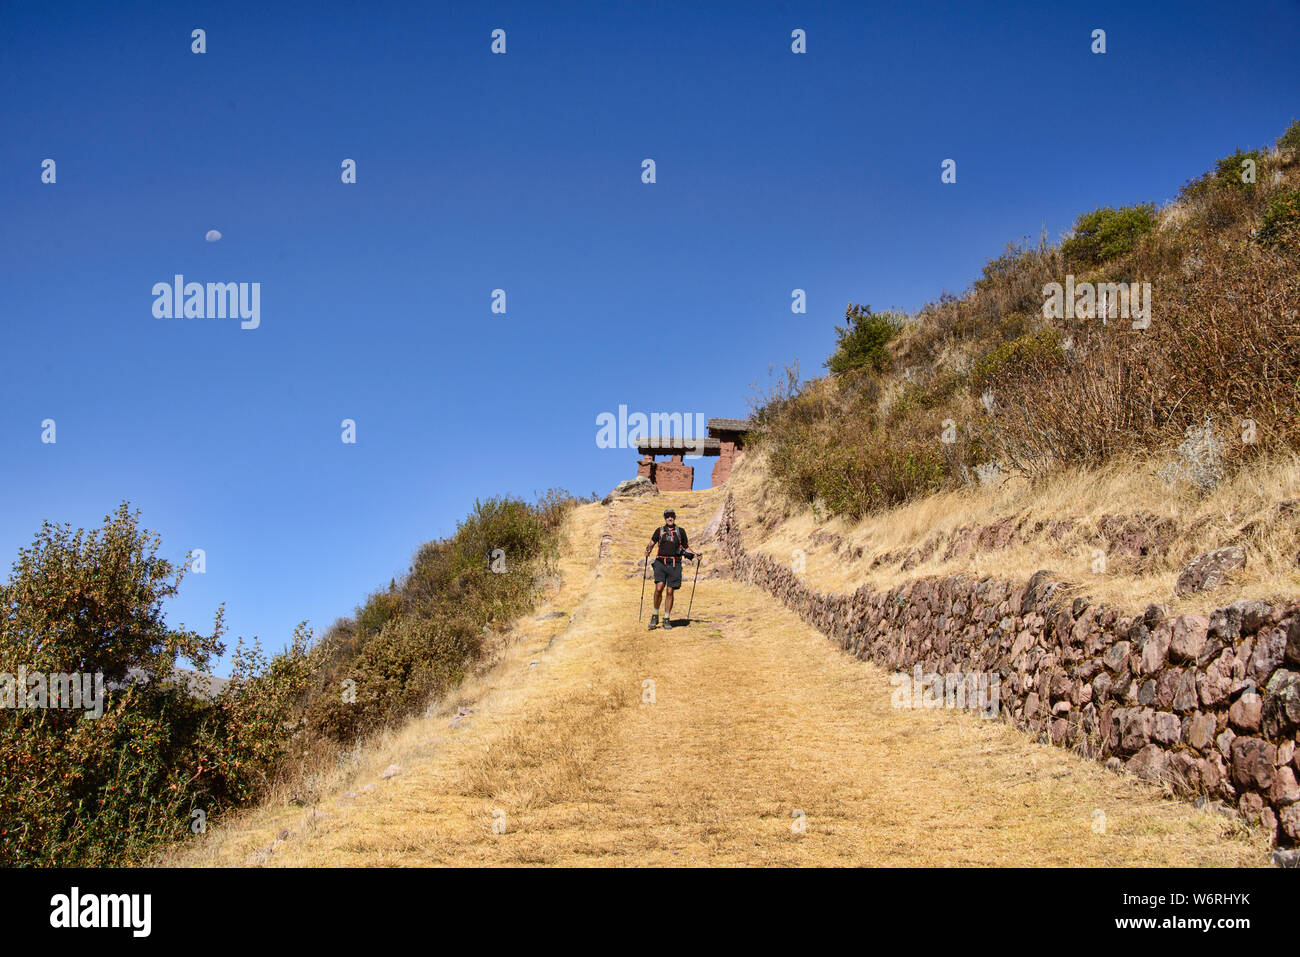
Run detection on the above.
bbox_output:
[754,122,1300,515]
[990,237,1300,480]
[987,328,1145,479]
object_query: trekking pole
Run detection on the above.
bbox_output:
[638,554,650,621]
[685,555,702,622]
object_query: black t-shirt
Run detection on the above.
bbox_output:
[651,524,688,558]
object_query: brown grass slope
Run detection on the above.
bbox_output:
[729,447,1300,616]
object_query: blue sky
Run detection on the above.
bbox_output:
[3,0,1298,673]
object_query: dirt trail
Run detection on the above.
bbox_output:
[176,491,1270,866]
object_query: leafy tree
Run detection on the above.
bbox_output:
[0,502,224,685]
[0,504,234,865]
[1214,149,1264,190]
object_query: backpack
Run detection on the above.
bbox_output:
[655,525,684,557]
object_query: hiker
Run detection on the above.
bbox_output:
[644,508,699,630]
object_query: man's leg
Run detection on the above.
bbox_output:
[647,579,665,631]
[661,562,682,628]
[653,581,665,610]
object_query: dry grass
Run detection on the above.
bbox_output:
[163,491,1270,867]
[731,446,1300,616]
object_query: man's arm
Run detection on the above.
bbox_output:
[682,529,701,560]
[645,527,660,558]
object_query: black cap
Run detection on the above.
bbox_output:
[663,508,676,518]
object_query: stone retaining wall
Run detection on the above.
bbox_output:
[716,494,1300,844]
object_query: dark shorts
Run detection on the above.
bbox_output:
[653,558,683,589]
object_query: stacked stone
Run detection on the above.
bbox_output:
[716,495,1300,845]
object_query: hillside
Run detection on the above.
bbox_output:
[156,124,1300,867]
[12,123,1298,870]
[165,490,1271,866]
[719,123,1300,853]
[751,121,1300,532]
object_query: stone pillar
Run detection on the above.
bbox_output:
[712,440,737,486]
[655,455,694,491]
[711,436,745,486]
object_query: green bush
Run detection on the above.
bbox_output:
[298,491,571,749]
[1181,148,1266,204]
[758,379,957,520]
[1061,204,1156,266]
[1213,149,1264,191]
[1256,189,1300,249]
[304,613,480,742]
[885,372,963,423]
[798,437,946,519]
[970,328,1066,393]
[826,304,903,376]
[997,311,1033,342]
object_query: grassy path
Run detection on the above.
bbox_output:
[171,491,1270,866]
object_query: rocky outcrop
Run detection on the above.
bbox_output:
[1175,546,1247,596]
[717,494,1300,845]
[601,476,659,505]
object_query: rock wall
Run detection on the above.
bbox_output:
[716,494,1300,845]
[653,456,694,491]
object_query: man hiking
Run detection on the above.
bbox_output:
[645,508,699,630]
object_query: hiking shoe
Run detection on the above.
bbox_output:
[662,618,674,630]
[648,613,659,630]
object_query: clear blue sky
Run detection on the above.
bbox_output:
[3,0,1298,674]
